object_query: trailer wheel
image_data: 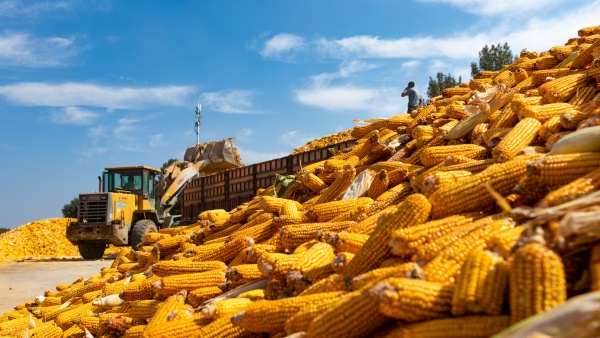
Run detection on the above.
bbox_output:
[77,243,106,260]
[131,219,158,249]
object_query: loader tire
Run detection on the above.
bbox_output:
[131,219,158,250]
[78,243,106,260]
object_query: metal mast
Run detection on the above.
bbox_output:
[194,102,202,145]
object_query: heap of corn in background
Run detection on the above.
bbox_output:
[2,24,600,338]
[0,219,120,262]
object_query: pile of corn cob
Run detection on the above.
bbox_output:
[0,219,120,262]
[290,129,354,155]
[2,24,600,338]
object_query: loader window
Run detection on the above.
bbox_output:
[106,170,143,192]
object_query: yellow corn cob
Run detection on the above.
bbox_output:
[539,73,589,103]
[526,152,600,187]
[571,38,600,69]
[235,289,265,301]
[140,312,212,338]
[539,116,563,140]
[120,275,160,301]
[420,144,488,167]
[451,250,508,316]
[469,122,489,143]
[509,242,567,323]
[549,45,577,61]
[420,170,472,197]
[487,225,526,259]
[74,316,101,335]
[151,260,227,277]
[371,277,454,322]
[152,268,226,295]
[489,107,519,129]
[186,286,223,308]
[62,323,85,337]
[331,251,355,273]
[492,118,542,163]
[519,103,575,123]
[257,252,301,280]
[26,322,63,338]
[492,69,516,87]
[103,275,139,296]
[306,289,389,338]
[225,264,263,284]
[202,223,243,243]
[123,324,146,338]
[347,205,396,235]
[367,169,389,199]
[191,238,246,264]
[421,217,508,266]
[60,279,104,303]
[560,106,596,130]
[568,86,596,107]
[350,120,386,138]
[283,291,349,335]
[412,125,435,140]
[533,55,560,70]
[403,135,446,165]
[145,290,187,329]
[342,194,431,281]
[316,165,357,203]
[389,214,476,257]
[350,262,423,291]
[279,221,356,250]
[514,76,537,93]
[258,196,302,213]
[318,231,369,254]
[537,167,600,207]
[0,316,33,336]
[155,235,191,256]
[201,298,252,319]
[307,197,373,222]
[231,291,342,333]
[55,302,98,330]
[386,113,414,130]
[287,242,335,283]
[440,159,493,175]
[39,296,63,307]
[429,155,539,219]
[298,273,345,296]
[422,218,513,284]
[81,289,102,303]
[441,86,472,98]
[128,300,161,320]
[386,315,510,338]
[370,181,413,211]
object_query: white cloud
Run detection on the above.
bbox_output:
[279,130,320,149]
[415,0,563,16]
[237,128,253,143]
[81,146,107,159]
[50,106,97,125]
[0,33,79,67]
[0,82,196,109]
[149,134,164,147]
[261,33,306,60]
[200,89,254,114]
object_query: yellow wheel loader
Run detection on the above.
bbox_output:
[66,162,203,259]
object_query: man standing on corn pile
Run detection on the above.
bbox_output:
[401,81,423,114]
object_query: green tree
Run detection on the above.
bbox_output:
[62,198,79,218]
[427,72,462,98]
[0,227,10,234]
[471,42,516,77]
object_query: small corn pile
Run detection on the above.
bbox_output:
[2,24,600,338]
[0,218,121,262]
[290,129,354,155]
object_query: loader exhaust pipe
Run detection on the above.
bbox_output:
[98,176,102,193]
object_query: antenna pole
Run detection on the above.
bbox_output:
[195,103,202,145]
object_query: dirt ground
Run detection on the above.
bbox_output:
[0,256,114,314]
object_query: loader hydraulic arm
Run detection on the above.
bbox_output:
[159,160,204,210]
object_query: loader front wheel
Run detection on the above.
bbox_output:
[78,243,106,260]
[131,219,158,250]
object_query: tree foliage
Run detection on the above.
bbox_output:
[471,42,516,77]
[427,72,462,98]
[0,227,10,234]
[162,158,179,170]
[62,198,79,218]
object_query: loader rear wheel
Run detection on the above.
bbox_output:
[78,243,106,260]
[131,219,158,250]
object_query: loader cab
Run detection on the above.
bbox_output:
[103,166,160,205]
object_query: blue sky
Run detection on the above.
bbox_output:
[0,0,598,229]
